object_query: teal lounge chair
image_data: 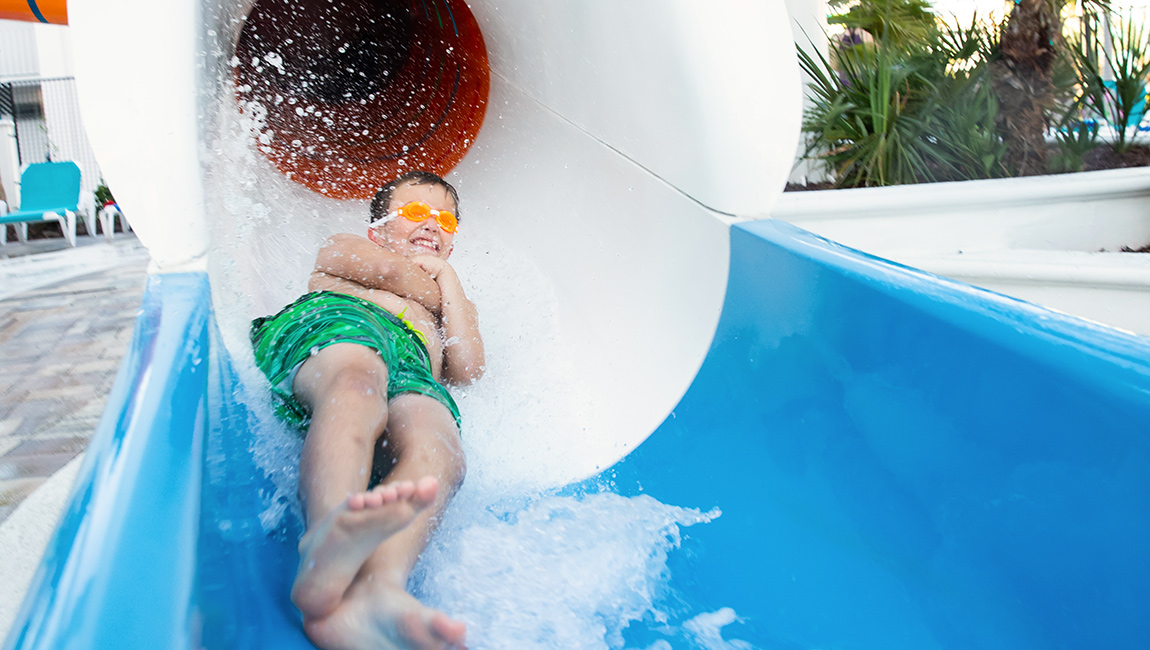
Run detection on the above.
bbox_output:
[0,161,83,247]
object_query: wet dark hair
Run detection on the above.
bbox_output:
[369,170,460,224]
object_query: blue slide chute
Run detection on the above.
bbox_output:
[613,220,1150,649]
[6,221,1150,649]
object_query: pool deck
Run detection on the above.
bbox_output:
[0,233,149,638]
[0,234,150,523]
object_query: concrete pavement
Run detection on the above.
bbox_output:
[0,235,149,523]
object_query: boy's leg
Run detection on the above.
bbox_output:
[301,393,467,650]
[361,392,465,584]
[288,344,437,618]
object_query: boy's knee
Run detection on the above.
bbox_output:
[441,437,467,493]
[450,454,467,492]
[415,424,467,492]
[324,367,387,405]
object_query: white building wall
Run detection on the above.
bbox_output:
[0,22,39,208]
[0,22,40,80]
[34,24,75,78]
[0,24,101,220]
[0,119,17,208]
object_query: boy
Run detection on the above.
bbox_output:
[250,170,483,650]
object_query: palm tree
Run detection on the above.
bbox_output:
[991,0,1110,175]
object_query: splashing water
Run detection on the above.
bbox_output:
[197,9,750,647]
[414,491,748,650]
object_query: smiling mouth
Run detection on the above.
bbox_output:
[411,237,439,252]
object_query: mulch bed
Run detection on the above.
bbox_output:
[1082,144,1150,171]
[786,144,1150,193]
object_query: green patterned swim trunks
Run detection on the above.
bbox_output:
[250,291,461,430]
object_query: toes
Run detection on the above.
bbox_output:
[395,480,416,500]
[363,490,384,508]
[398,610,464,650]
[350,478,436,515]
[399,611,437,648]
[374,483,399,503]
[430,612,467,645]
[414,476,439,507]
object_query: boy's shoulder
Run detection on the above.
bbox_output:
[323,232,391,255]
[326,232,371,245]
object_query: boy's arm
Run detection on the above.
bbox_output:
[308,272,406,310]
[412,256,485,385]
[313,233,441,312]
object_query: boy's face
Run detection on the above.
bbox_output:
[371,180,458,260]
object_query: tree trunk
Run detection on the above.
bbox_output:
[992,0,1058,176]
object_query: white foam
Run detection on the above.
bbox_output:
[413,491,725,650]
[681,608,756,650]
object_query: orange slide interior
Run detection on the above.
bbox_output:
[234,0,489,200]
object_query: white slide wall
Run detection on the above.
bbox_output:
[64,0,802,473]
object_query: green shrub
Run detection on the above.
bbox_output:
[1051,120,1100,172]
[798,18,1007,188]
[95,181,115,207]
[1066,15,1150,153]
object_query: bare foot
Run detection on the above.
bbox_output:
[293,477,440,617]
[303,581,466,650]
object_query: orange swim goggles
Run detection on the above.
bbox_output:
[390,201,459,234]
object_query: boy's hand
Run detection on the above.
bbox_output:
[411,255,451,281]
[313,233,442,312]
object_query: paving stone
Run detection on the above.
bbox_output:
[0,346,52,364]
[5,435,90,458]
[70,359,120,375]
[65,369,121,389]
[28,385,92,402]
[0,477,46,506]
[0,237,148,515]
[63,321,92,338]
[0,375,27,398]
[50,342,92,360]
[0,314,33,341]
[3,397,60,421]
[11,298,71,312]
[6,399,83,436]
[101,342,134,360]
[71,399,109,420]
[1,358,38,372]
[3,373,72,396]
[0,419,20,439]
[12,318,72,336]
[0,438,19,457]
[0,450,79,481]
[46,422,98,440]
[40,360,74,374]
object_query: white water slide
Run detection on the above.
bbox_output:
[68,0,803,475]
